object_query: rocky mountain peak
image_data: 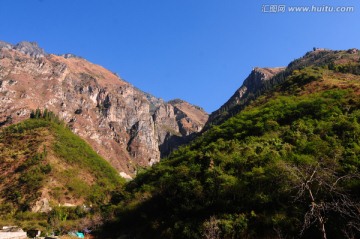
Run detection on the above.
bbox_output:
[224,66,284,107]
[13,41,46,58]
[252,67,284,77]
[0,41,13,49]
[206,66,285,127]
[246,67,285,90]
[0,40,47,58]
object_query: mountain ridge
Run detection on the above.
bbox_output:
[206,66,285,127]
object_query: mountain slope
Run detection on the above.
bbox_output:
[106,49,360,239]
[207,67,285,127]
[207,48,360,129]
[0,40,208,176]
[0,113,123,230]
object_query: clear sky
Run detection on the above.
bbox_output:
[0,0,359,113]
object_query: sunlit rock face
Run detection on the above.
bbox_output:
[0,41,208,175]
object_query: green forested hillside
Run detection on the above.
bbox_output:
[0,112,123,233]
[107,51,360,239]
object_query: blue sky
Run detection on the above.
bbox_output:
[0,0,359,113]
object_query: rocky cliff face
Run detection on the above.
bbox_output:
[154,99,208,157]
[219,67,285,111]
[0,41,208,176]
[206,67,285,127]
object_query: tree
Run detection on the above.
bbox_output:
[283,159,360,239]
[203,216,220,239]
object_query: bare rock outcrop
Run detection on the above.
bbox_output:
[153,99,208,157]
[206,67,284,127]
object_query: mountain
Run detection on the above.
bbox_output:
[0,40,208,177]
[104,48,360,239]
[0,114,123,231]
[206,48,360,129]
[207,67,285,127]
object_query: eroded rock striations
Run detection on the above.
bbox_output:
[0,41,208,176]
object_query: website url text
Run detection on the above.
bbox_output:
[262,5,355,13]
